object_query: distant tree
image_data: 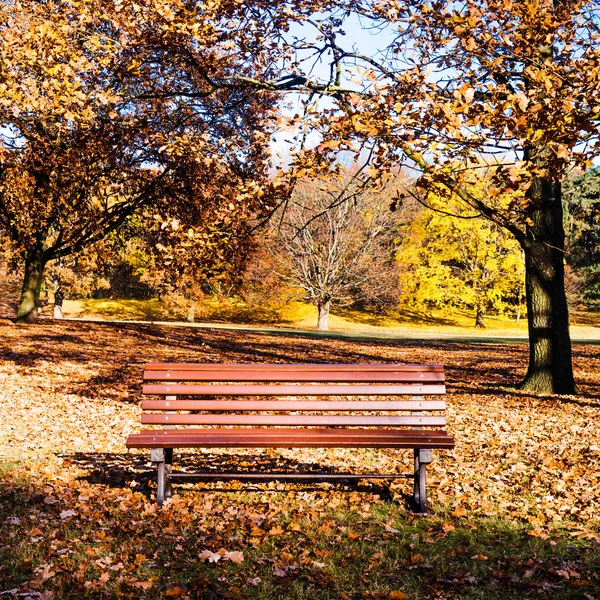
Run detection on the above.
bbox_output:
[563,168,600,310]
[270,179,402,331]
[397,205,525,328]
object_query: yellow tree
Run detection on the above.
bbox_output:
[397,205,524,328]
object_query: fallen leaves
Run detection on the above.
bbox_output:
[199,549,244,564]
[0,321,599,598]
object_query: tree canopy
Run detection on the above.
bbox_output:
[2,0,600,393]
[246,0,600,393]
[0,0,279,322]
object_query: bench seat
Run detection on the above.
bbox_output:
[127,428,455,448]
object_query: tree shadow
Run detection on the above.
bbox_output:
[571,310,600,327]
[333,306,457,327]
[1,319,598,410]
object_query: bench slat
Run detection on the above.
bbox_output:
[140,414,447,426]
[144,363,444,373]
[133,428,453,437]
[141,400,447,411]
[127,428,455,449]
[144,371,445,383]
[142,384,446,396]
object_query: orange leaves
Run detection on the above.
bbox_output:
[513,92,530,112]
[1,318,600,597]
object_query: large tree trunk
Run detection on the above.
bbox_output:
[316,299,331,331]
[15,247,47,324]
[519,174,576,394]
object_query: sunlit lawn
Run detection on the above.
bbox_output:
[57,297,600,341]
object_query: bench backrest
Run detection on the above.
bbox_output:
[140,363,447,429]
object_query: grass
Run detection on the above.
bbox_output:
[53,296,600,341]
[1,460,598,600]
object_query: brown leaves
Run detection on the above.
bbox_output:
[198,549,244,564]
[1,320,600,598]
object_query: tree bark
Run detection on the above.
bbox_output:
[15,247,47,324]
[53,291,64,319]
[186,305,195,323]
[519,175,577,394]
[475,305,485,328]
[316,299,331,331]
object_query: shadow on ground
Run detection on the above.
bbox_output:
[61,451,398,503]
[1,457,599,600]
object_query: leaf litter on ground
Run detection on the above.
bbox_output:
[0,320,598,599]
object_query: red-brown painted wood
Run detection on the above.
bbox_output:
[126,428,455,449]
[144,370,445,383]
[133,428,452,437]
[140,414,447,426]
[142,383,446,396]
[144,363,444,373]
[141,400,447,411]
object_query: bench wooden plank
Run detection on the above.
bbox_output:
[141,400,447,411]
[142,383,446,396]
[144,371,445,383]
[133,428,453,437]
[140,414,448,426]
[127,428,455,449]
[144,363,444,372]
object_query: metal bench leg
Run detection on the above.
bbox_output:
[151,448,167,506]
[165,448,173,500]
[413,449,432,515]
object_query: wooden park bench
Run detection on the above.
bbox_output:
[126,363,454,513]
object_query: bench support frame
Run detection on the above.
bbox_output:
[149,447,433,513]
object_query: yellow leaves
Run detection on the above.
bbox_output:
[351,113,379,135]
[268,525,285,536]
[465,38,478,52]
[450,507,467,519]
[528,527,550,539]
[288,521,303,532]
[127,59,142,75]
[250,524,266,537]
[388,592,409,600]
[134,553,146,567]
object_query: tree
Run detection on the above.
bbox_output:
[397,204,525,328]
[251,0,600,393]
[563,168,600,309]
[270,178,401,330]
[0,0,278,323]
